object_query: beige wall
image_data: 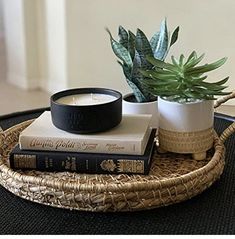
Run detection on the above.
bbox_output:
[74,0,235,102]
[2,0,235,104]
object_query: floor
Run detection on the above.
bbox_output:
[0,81,235,116]
[0,81,50,116]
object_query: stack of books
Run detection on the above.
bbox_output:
[9,111,156,175]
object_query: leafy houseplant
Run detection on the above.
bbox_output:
[106,19,179,103]
[141,51,230,102]
[141,52,230,160]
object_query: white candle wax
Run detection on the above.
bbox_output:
[56,93,117,106]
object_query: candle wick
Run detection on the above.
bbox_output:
[73,97,76,105]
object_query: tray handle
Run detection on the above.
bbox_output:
[220,121,235,144]
[214,90,235,109]
[0,126,5,157]
[214,90,235,143]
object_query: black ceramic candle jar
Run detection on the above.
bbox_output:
[50,88,122,134]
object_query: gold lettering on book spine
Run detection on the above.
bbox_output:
[14,154,36,168]
[100,160,117,172]
[117,160,144,173]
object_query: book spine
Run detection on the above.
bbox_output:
[9,151,151,175]
[19,135,143,155]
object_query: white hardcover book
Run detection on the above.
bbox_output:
[19,111,153,155]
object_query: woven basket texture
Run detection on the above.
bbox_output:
[0,119,226,212]
[158,127,214,153]
[1,92,235,212]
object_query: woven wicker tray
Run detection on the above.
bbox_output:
[0,93,235,212]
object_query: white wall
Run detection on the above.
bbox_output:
[3,0,40,89]
[65,0,81,88]
[0,0,6,81]
[24,0,40,87]
[43,0,67,93]
[2,0,235,104]
[3,0,27,87]
[0,0,4,36]
[73,0,235,102]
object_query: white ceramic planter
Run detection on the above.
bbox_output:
[158,97,214,160]
[122,93,158,129]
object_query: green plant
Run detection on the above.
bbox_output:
[106,19,179,102]
[140,51,230,103]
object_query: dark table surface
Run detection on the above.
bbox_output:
[0,108,235,235]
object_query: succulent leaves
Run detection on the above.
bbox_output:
[107,19,179,102]
[141,52,230,103]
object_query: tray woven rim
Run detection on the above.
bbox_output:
[0,118,226,212]
[1,119,225,190]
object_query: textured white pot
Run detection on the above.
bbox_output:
[122,93,158,129]
[158,97,214,160]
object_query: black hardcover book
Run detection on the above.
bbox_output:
[9,129,156,175]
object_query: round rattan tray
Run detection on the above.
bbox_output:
[0,118,231,212]
[0,93,235,212]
